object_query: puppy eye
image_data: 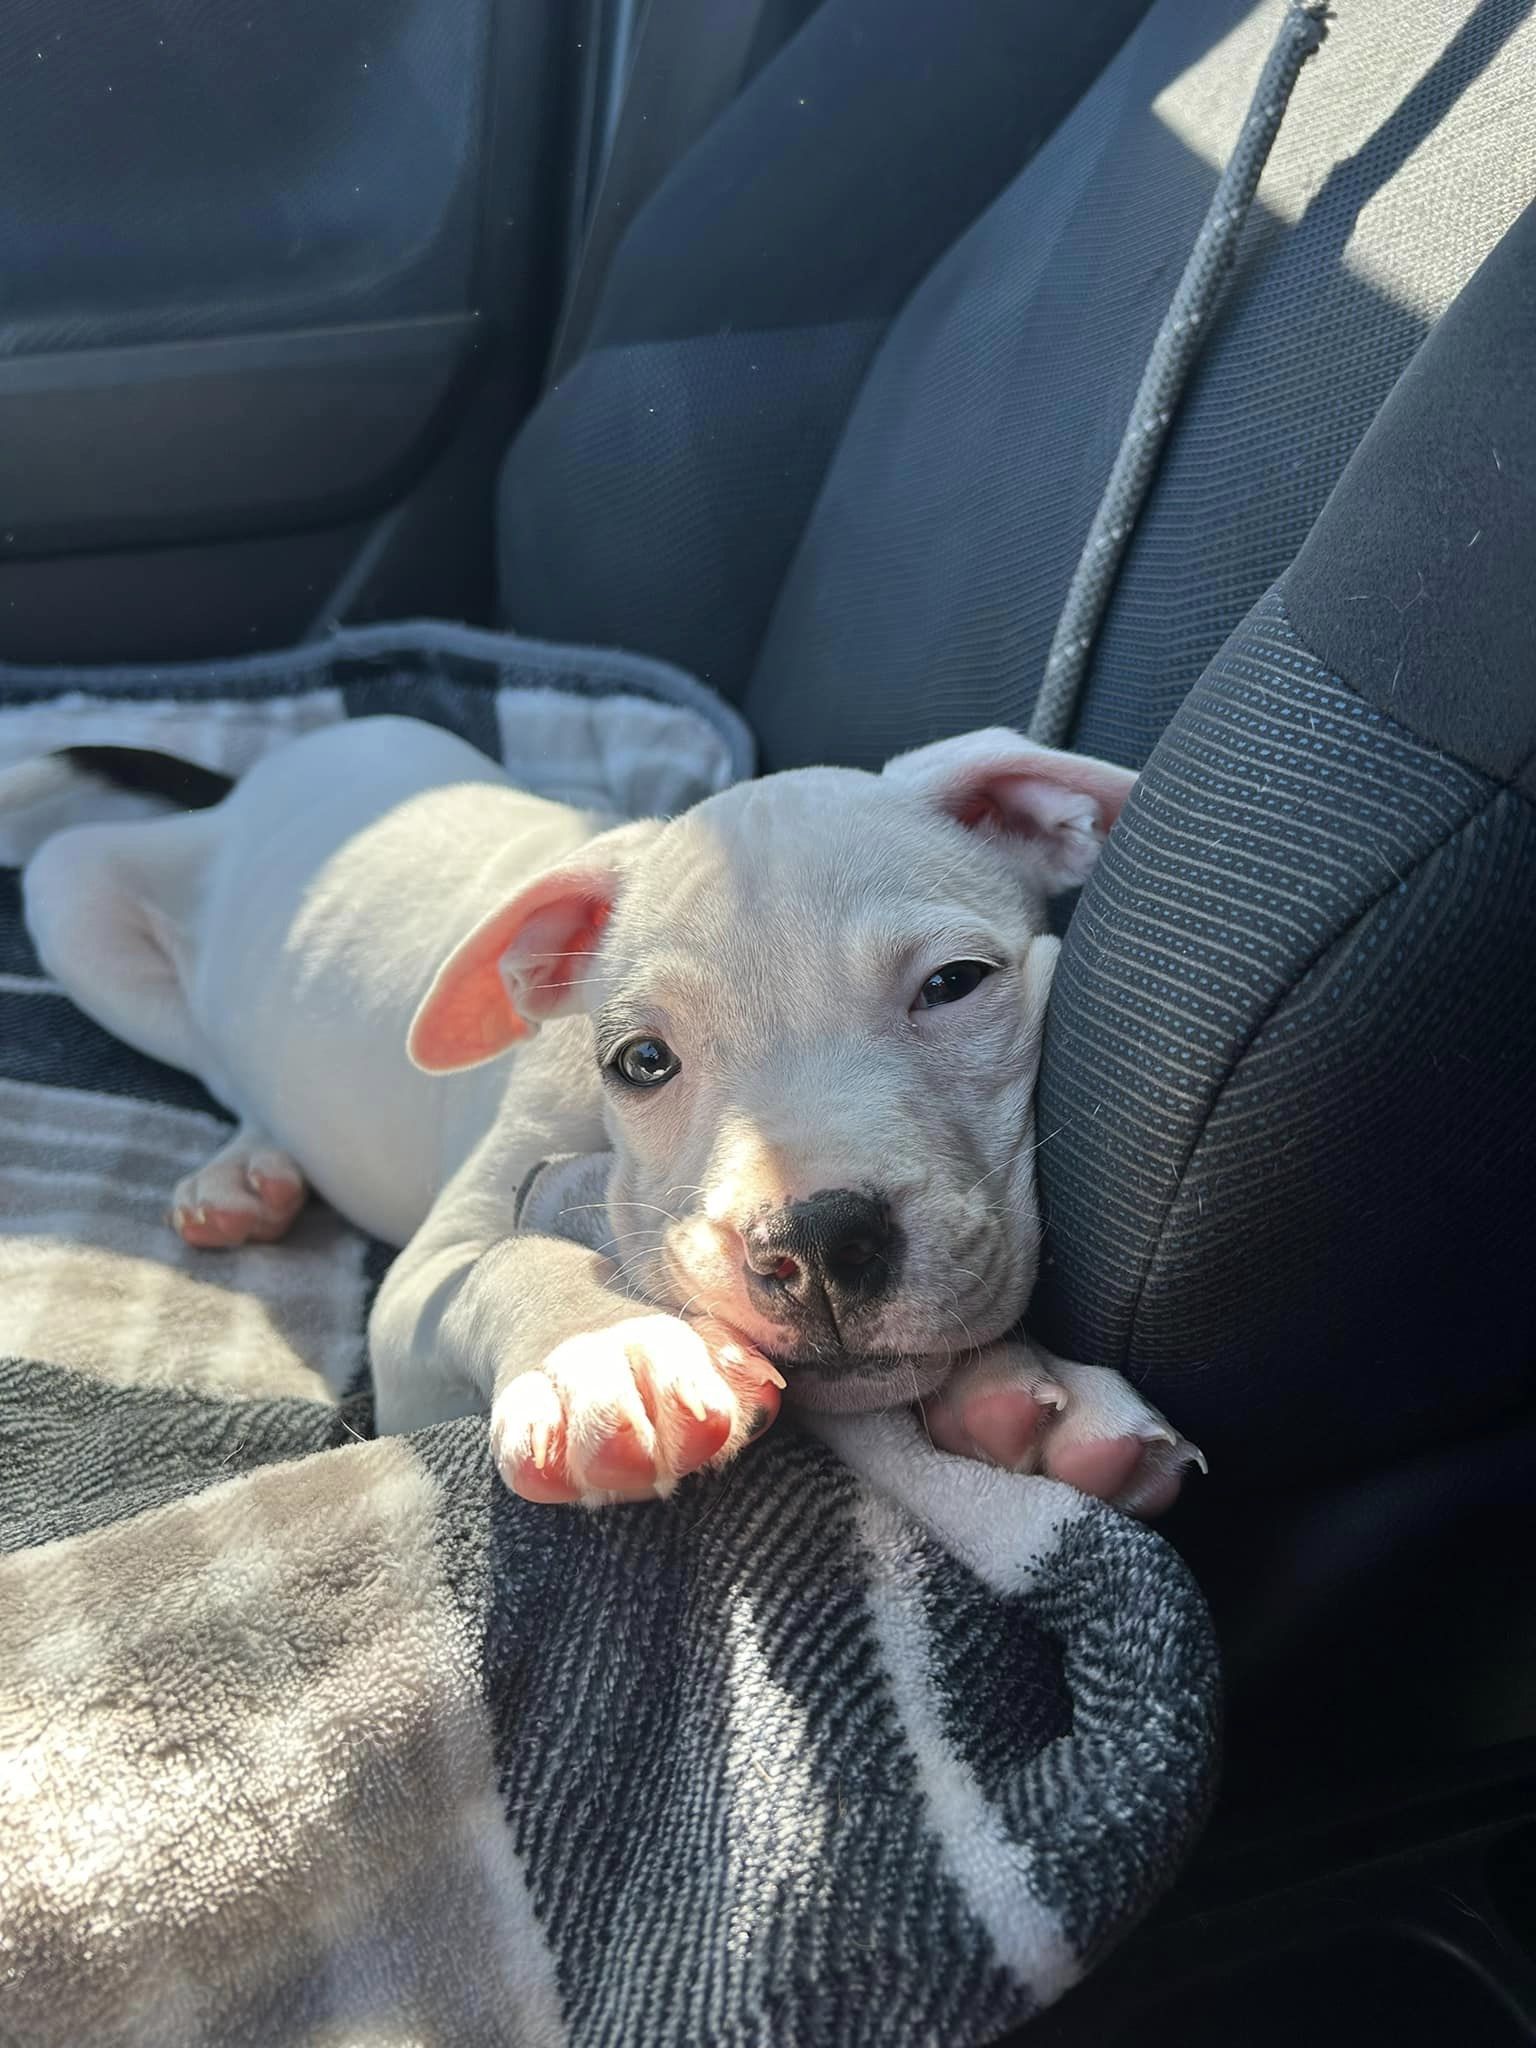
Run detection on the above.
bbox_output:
[913,960,997,1011]
[611,1035,681,1087]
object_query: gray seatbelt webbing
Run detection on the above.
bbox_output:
[547,0,773,388]
[1031,0,1330,748]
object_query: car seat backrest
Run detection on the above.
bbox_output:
[497,0,1158,699]
[744,0,1536,770]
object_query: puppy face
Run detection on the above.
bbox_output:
[410,730,1135,1411]
[590,775,1058,1406]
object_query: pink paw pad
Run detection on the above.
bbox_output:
[170,1148,307,1249]
[584,1418,666,1497]
[1045,1434,1146,1502]
[922,1349,1205,1518]
[953,1386,1056,1468]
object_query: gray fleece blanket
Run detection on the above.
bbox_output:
[0,625,1219,2048]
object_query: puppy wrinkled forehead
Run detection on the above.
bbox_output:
[593,769,1041,1054]
[620,767,1009,943]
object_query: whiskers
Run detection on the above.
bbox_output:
[557,1199,682,1273]
[960,1121,1065,1201]
[938,1288,982,1365]
[962,1155,1016,1201]
[555,1187,727,1322]
[603,1241,673,1302]
[904,1357,938,1452]
[524,947,646,968]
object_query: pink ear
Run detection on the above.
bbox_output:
[883,727,1137,891]
[409,819,663,1073]
[407,877,611,1074]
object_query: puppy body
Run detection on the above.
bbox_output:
[17,715,1200,1508]
[57,719,607,1247]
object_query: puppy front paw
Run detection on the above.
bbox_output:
[922,1342,1205,1518]
[490,1313,784,1506]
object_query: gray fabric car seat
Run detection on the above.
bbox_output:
[499,0,1158,697]
[497,0,1536,1791]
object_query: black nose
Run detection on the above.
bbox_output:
[742,1190,900,1321]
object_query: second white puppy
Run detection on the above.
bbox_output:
[18,716,1199,1511]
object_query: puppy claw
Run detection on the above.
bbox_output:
[491,1374,578,1504]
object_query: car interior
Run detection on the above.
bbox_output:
[2,0,1533,2040]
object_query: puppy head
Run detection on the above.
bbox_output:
[410,730,1135,1410]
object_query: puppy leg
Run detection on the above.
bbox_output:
[25,820,307,1251]
[923,1339,1205,1517]
[371,1222,785,1502]
[170,1125,309,1249]
[24,817,214,1079]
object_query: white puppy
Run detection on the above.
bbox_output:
[15,717,1200,1512]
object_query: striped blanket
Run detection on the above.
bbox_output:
[0,625,1218,2048]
